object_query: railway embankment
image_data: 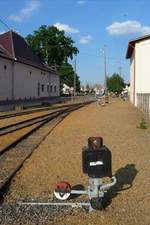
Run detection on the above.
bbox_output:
[1,98,150,225]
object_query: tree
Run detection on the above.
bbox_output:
[58,63,80,93]
[26,25,79,66]
[106,73,125,94]
[26,25,80,93]
[85,84,90,93]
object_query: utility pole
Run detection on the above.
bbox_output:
[45,47,48,65]
[100,45,107,90]
[104,45,107,90]
[118,65,122,77]
[74,58,76,96]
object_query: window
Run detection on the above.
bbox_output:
[38,82,40,96]
[47,85,49,92]
[30,71,32,75]
[4,65,7,70]
[50,85,53,93]
[41,84,44,92]
[54,85,57,93]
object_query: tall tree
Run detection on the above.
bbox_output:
[106,73,125,94]
[58,63,80,93]
[26,25,79,66]
[85,84,90,93]
[26,25,80,92]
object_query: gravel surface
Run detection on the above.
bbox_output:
[1,98,150,224]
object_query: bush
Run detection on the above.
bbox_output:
[138,118,148,129]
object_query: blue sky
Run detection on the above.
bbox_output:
[0,0,150,85]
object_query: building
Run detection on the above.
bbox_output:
[62,83,73,95]
[0,31,60,102]
[93,84,104,96]
[126,35,150,113]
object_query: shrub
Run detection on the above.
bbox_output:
[138,118,148,129]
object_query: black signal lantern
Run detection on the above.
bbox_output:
[88,137,103,150]
[20,136,116,212]
[82,137,112,178]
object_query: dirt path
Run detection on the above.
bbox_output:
[2,99,150,224]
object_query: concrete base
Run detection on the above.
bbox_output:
[0,97,61,112]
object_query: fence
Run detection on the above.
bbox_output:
[136,93,150,114]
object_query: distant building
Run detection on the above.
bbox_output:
[0,31,60,101]
[62,83,73,95]
[126,35,150,113]
[93,84,104,96]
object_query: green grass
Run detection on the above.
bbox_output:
[138,118,148,129]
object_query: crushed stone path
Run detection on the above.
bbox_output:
[1,99,150,225]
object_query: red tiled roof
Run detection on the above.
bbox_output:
[126,34,150,59]
[0,31,51,72]
[0,44,13,60]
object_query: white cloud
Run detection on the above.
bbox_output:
[142,26,150,35]
[80,35,92,44]
[77,1,87,4]
[54,22,79,34]
[8,0,40,22]
[106,20,150,36]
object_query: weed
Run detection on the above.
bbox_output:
[138,118,148,129]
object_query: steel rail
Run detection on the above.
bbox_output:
[0,103,87,156]
[0,101,94,135]
[0,101,90,120]
[0,102,93,197]
[0,107,70,135]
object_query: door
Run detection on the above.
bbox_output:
[37,82,40,97]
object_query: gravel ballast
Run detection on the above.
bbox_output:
[1,99,150,225]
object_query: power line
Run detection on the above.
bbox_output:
[79,52,126,62]
[0,18,11,31]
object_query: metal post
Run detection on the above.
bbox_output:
[74,58,76,97]
[100,46,107,91]
[11,61,15,100]
[103,45,107,90]
[118,65,122,77]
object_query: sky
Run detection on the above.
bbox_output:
[0,0,150,86]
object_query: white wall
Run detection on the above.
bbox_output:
[134,39,150,105]
[49,73,60,97]
[14,62,51,99]
[14,62,60,100]
[0,58,60,101]
[130,53,135,104]
[130,39,150,106]
[0,57,12,101]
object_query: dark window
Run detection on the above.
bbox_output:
[41,84,44,92]
[38,82,40,96]
[50,85,53,93]
[30,71,32,75]
[47,85,49,92]
[4,65,7,70]
[54,85,57,93]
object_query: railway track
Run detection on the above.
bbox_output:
[0,99,89,120]
[0,101,94,199]
[0,105,73,137]
[0,101,92,131]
